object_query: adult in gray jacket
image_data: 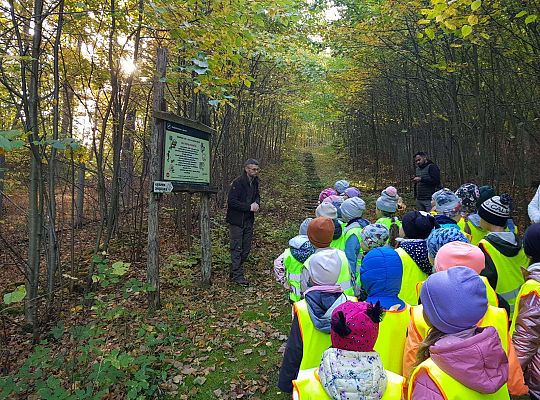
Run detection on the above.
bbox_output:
[412,151,441,212]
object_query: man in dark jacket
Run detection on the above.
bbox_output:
[226,159,260,286]
[413,151,441,212]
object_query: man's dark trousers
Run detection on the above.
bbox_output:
[229,221,253,280]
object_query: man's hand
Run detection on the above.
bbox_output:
[412,177,421,183]
[250,202,260,212]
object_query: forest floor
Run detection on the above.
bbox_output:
[0,143,531,399]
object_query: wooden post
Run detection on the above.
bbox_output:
[200,192,212,285]
[147,47,168,310]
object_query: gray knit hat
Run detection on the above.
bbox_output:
[316,203,338,219]
[376,186,399,213]
[340,198,366,222]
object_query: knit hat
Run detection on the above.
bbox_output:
[524,223,540,264]
[244,158,259,166]
[376,186,399,213]
[402,211,439,239]
[319,188,338,203]
[432,188,462,216]
[434,242,485,274]
[299,218,313,236]
[340,198,366,222]
[420,267,488,334]
[322,195,342,204]
[360,224,389,250]
[330,301,384,352]
[479,194,512,227]
[426,227,469,259]
[334,180,350,195]
[307,217,334,248]
[455,183,480,214]
[344,187,361,199]
[308,248,342,285]
[316,203,338,219]
[477,185,496,207]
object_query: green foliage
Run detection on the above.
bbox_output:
[3,285,26,305]
[0,130,24,151]
[91,255,130,287]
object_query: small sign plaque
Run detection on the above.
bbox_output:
[153,181,174,193]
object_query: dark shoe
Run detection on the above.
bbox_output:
[233,277,249,286]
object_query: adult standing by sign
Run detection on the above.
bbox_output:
[412,151,441,212]
[226,159,261,286]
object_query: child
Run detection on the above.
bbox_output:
[273,218,315,303]
[431,188,462,229]
[343,186,361,199]
[300,217,354,296]
[511,223,540,400]
[375,186,402,248]
[277,242,355,393]
[356,224,390,290]
[292,301,405,400]
[404,243,528,396]
[395,211,438,306]
[408,267,510,399]
[319,187,338,204]
[315,202,344,249]
[334,179,350,196]
[426,227,469,263]
[478,194,527,317]
[340,197,370,278]
[360,247,410,375]
[455,183,481,238]
[465,186,517,245]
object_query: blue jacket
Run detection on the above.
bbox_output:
[360,248,405,310]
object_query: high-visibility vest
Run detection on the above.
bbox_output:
[416,276,499,307]
[283,248,305,303]
[376,216,403,232]
[396,247,428,306]
[294,296,357,370]
[374,304,411,375]
[304,250,355,296]
[330,223,346,250]
[410,304,509,354]
[459,219,518,246]
[408,358,510,399]
[510,279,540,336]
[478,239,527,317]
[292,367,405,400]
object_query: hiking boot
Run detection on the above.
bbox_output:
[233,277,249,286]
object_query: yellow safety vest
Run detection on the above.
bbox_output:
[459,219,518,246]
[416,276,499,307]
[293,367,405,400]
[410,304,509,353]
[478,239,527,317]
[294,296,358,370]
[510,279,540,336]
[374,304,411,375]
[303,250,354,296]
[396,247,428,306]
[408,358,510,399]
[283,248,304,303]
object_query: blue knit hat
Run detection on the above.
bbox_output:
[433,188,462,216]
[334,180,350,195]
[426,227,469,259]
[340,198,366,222]
[376,186,399,213]
[420,267,487,334]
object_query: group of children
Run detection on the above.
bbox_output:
[273,179,540,399]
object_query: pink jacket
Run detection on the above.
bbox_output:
[512,265,540,398]
[411,326,508,399]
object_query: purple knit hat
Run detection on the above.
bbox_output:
[420,267,487,334]
[330,301,384,352]
[319,188,338,203]
[344,187,361,199]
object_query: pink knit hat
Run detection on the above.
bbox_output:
[330,301,384,352]
[434,241,485,274]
